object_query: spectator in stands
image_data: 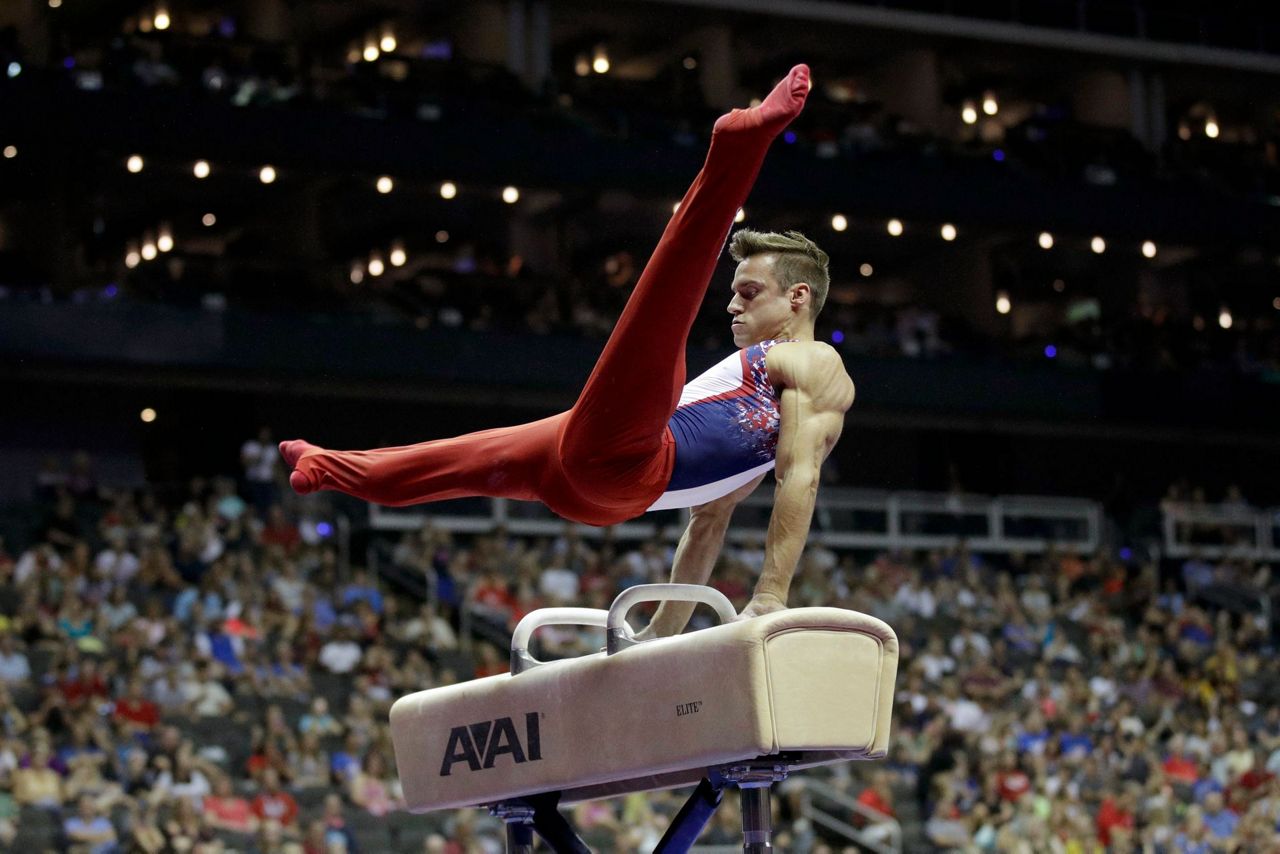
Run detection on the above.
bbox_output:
[0,634,30,686]
[241,426,280,512]
[251,768,300,835]
[62,793,118,853]
[203,773,257,835]
[350,750,401,816]
[181,660,234,718]
[318,625,362,675]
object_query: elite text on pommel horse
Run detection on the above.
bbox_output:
[390,584,899,853]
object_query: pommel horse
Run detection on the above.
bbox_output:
[390,584,899,853]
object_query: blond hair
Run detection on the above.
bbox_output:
[727,229,830,318]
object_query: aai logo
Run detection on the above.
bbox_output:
[439,712,543,776]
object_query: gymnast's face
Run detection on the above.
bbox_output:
[727,253,806,347]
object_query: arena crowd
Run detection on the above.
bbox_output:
[0,445,1276,852]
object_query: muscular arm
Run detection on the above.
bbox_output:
[744,343,853,616]
[640,474,765,638]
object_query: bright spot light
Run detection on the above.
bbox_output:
[140,241,157,261]
[193,159,211,179]
[672,202,681,214]
[127,155,144,173]
[368,252,385,277]
[201,213,216,227]
[376,175,394,194]
[380,34,397,53]
[859,263,873,277]
[1272,297,1280,311]
[996,291,1011,314]
[961,102,977,125]
[440,181,457,199]
[349,262,364,284]
[940,223,957,241]
[1044,344,1057,359]
[140,408,157,423]
[6,62,20,78]
[48,0,62,8]
[316,522,333,537]
[1205,118,1220,139]
[574,54,590,77]
[157,230,173,253]
[982,93,998,115]
[1218,308,1233,329]
[682,56,697,70]
[748,98,762,108]
[2,146,15,159]
[259,165,277,184]
[389,246,407,267]
[831,214,848,232]
[435,230,449,243]
[125,244,140,268]
[363,42,380,62]
[887,218,903,237]
[734,208,746,223]
[1091,236,1106,254]
[1141,240,1157,258]
[592,48,610,74]
[154,10,171,30]
[502,186,520,204]
[1038,231,1054,249]
[831,330,845,344]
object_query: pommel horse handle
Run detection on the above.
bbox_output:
[606,583,737,655]
[509,608,608,675]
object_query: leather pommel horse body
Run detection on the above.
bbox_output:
[390,584,899,853]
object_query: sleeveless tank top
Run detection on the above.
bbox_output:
[647,339,787,511]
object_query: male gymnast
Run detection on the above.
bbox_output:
[279,64,854,633]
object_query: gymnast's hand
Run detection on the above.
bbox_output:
[734,592,787,621]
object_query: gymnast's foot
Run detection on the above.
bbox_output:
[734,593,787,622]
[279,439,323,494]
[712,64,810,138]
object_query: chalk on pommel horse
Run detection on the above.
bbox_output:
[390,584,899,853]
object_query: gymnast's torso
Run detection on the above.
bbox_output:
[647,339,789,511]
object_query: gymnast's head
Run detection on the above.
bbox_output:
[726,229,830,347]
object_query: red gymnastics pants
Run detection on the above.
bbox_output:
[284,66,810,526]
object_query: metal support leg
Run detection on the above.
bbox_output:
[717,761,790,854]
[491,803,535,854]
[654,776,726,853]
[739,784,772,854]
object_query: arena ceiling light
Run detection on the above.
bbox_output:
[982,92,998,116]
[502,186,520,204]
[1218,307,1232,329]
[127,154,144,173]
[940,223,957,241]
[350,261,365,284]
[157,224,174,253]
[574,54,590,77]
[831,214,848,232]
[1141,240,1157,259]
[376,175,394,194]
[193,160,211,179]
[140,408,157,423]
[124,242,141,268]
[995,291,1012,314]
[201,213,217,227]
[1205,117,1220,138]
[2,145,15,159]
[1090,236,1106,254]
[154,6,171,30]
[368,251,385,277]
[859,263,873,277]
[592,47,610,74]
[380,28,397,53]
[961,101,977,125]
[363,39,380,62]
[1038,231,1054,249]
[390,241,407,267]
[735,208,746,223]
[259,165,277,184]
[886,218,903,237]
[440,181,458,199]
[6,62,19,78]
[140,235,158,261]
[435,230,449,243]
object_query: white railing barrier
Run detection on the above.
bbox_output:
[1162,501,1279,560]
[368,488,1101,554]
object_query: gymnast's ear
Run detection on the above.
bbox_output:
[788,282,811,312]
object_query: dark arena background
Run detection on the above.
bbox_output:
[3,0,1280,851]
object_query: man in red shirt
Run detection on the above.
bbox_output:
[251,769,299,832]
[112,677,159,734]
[855,771,896,825]
[1161,735,1199,785]
[995,752,1032,803]
[1096,788,1136,846]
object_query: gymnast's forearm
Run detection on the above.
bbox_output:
[647,510,732,637]
[754,469,820,605]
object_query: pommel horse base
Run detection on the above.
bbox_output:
[391,584,899,853]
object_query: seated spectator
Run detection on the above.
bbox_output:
[12,741,63,808]
[318,626,362,675]
[251,768,300,833]
[112,676,159,734]
[349,750,402,816]
[289,730,330,789]
[0,634,30,686]
[318,792,358,850]
[181,661,234,718]
[329,731,364,785]
[162,796,208,851]
[298,697,342,738]
[203,773,257,835]
[62,793,117,854]
[125,801,165,854]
